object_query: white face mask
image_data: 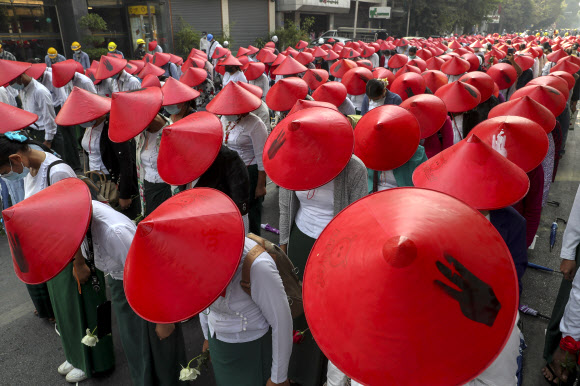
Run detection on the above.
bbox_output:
[164,104,181,115]
[224,115,239,122]
[80,119,96,128]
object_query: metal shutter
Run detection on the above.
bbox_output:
[170,0,222,39]
[228,0,268,50]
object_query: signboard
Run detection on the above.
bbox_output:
[370,7,391,19]
[487,14,500,23]
[128,5,155,15]
[300,0,350,8]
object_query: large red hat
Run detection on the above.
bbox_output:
[461,53,481,72]
[237,81,263,99]
[448,39,462,49]
[324,50,340,61]
[400,94,447,139]
[161,77,200,106]
[390,72,426,101]
[488,96,556,134]
[55,87,111,126]
[303,69,329,90]
[84,69,101,86]
[168,54,183,66]
[138,62,165,79]
[0,102,38,133]
[514,54,535,72]
[272,55,308,76]
[152,52,171,67]
[547,49,568,63]
[550,59,580,75]
[312,46,328,58]
[486,63,518,90]
[311,81,348,106]
[243,62,266,81]
[247,45,259,55]
[217,54,243,67]
[148,41,158,51]
[440,56,470,76]
[266,77,309,111]
[257,48,278,63]
[263,107,354,191]
[388,54,408,69]
[426,56,445,71]
[354,105,420,171]
[127,60,145,74]
[413,135,529,210]
[422,70,448,93]
[303,187,518,386]
[124,188,245,323]
[0,59,31,85]
[109,87,162,143]
[396,38,410,47]
[394,64,421,79]
[295,40,309,50]
[550,71,575,90]
[236,47,250,57]
[527,76,570,101]
[206,81,262,115]
[157,112,223,185]
[143,53,154,63]
[408,57,427,72]
[211,47,230,60]
[25,63,46,80]
[3,178,92,285]
[340,47,360,59]
[329,59,358,78]
[510,84,567,117]
[95,55,127,80]
[360,45,376,58]
[435,81,481,113]
[341,67,373,95]
[468,116,549,172]
[296,51,315,65]
[124,61,141,75]
[416,48,433,60]
[180,67,207,87]
[186,56,206,70]
[271,53,287,67]
[372,67,395,86]
[141,74,161,88]
[459,72,495,102]
[288,99,338,116]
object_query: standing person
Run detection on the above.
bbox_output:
[107,42,124,58]
[180,67,216,110]
[221,55,248,86]
[0,43,16,61]
[95,55,140,92]
[45,47,65,67]
[152,52,179,79]
[134,38,147,59]
[207,34,222,67]
[148,40,163,54]
[206,81,268,235]
[71,42,90,69]
[200,31,210,53]
[245,62,270,100]
[160,77,199,121]
[360,78,402,115]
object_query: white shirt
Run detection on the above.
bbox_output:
[221,113,268,171]
[295,180,335,239]
[200,37,210,53]
[447,74,464,83]
[223,71,248,87]
[532,57,540,78]
[140,129,164,183]
[561,184,580,261]
[368,97,385,112]
[40,69,67,108]
[249,73,270,100]
[451,114,464,144]
[81,201,136,280]
[0,86,16,106]
[370,53,380,68]
[338,97,355,115]
[377,170,397,191]
[81,122,109,174]
[117,69,141,92]
[542,61,555,76]
[252,100,271,130]
[348,94,365,111]
[199,237,292,383]
[24,152,76,198]
[72,72,97,94]
[96,78,116,98]
[20,78,57,141]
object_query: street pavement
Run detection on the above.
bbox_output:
[0,126,578,385]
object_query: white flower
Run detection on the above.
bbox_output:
[179,367,200,381]
[81,328,99,347]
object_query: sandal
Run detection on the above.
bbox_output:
[542,363,560,385]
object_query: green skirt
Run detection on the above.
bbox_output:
[46,263,114,376]
[25,283,54,319]
[288,223,326,386]
[209,329,272,386]
[109,278,186,386]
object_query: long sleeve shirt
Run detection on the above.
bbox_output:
[423,116,454,158]
[73,51,91,70]
[512,165,545,247]
[41,68,67,108]
[221,113,268,171]
[45,54,65,67]
[163,62,180,79]
[249,73,270,100]
[72,72,97,94]
[561,184,580,260]
[20,78,57,141]
[223,71,248,87]
[199,237,293,383]
[117,70,141,92]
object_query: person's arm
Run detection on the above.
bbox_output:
[561,184,580,281]
[360,94,369,115]
[72,247,91,284]
[522,165,545,247]
[441,116,454,150]
[198,310,209,340]
[39,90,57,143]
[111,139,136,201]
[224,149,251,215]
[346,156,369,204]
[278,187,292,250]
[560,270,580,340]
[507,53,522,77]
[250,118,269,198]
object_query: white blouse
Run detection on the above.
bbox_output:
[221,113,268,171]
[140,130,164,183]
[24,152,76,198]
[452,114,464,144]
[223,71,248,87]
[368,97,385,112]
[295,180,335,239]
[348,93,365,111]
[81,122,109,174]
[377,170,397,191]
[249,73,270,100]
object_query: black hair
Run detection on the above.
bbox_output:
[507,40,512,45]
[408,46,417,54]
[366,79,386,99]
[520,43,526,50]
[487,43,492,50]
[0,133,31,166]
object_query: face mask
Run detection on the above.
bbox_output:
[224,115,239,122]
[2,160,30,181]
[408,55,416,60]
[80,120,96,128]
[11,82,23,90]
[164,104,181,115]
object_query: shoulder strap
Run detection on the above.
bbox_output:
[240,244,266,296]
[46,160,67,186]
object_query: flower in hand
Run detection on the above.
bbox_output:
[293,328,309,344]
[81,327,99,347]
[179,350,210,382]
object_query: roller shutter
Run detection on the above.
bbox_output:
[170,0,222,39]
[228,0,269,50]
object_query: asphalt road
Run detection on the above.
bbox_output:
[0,126,578,385]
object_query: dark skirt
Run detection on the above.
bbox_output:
[143,180,172,216]
[209,330,272,386]
[25,283,54,319]
[247,164,264,235]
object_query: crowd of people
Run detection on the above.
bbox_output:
[2,28,580,386]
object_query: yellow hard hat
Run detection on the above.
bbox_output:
[108,42,117,51]
[565,32,570,36]
[47,47,57,58]
[536,33,540,36]
[137,38,145,45]
[71,42,81,51]
[544,32,549,36]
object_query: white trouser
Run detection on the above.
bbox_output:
[327,361,363,386]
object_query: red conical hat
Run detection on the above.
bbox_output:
[84,69,101,85]
[0,59,31,84]
[459,72,495,102]
[360,46,375,58]
[488,96,556,134]
[271,53,287,67]
[288,99,338,116]
[413,135,529,210]
[303,187,518,385]
[3,178,92,285]
[236,55,249,67]
[272,55,308,76]
[90,60,100,71]
[211,47,230,60]
[257,48,278,63]
[180,67,207,87]
[237,81,264,99]
[422,70,448,93]
[141,74,161,88]
[440,56,470,76]
[390,72,427,101]
[416,48,433,60]
[217,54,243,67]
[187,56,206,70]
[487,63,518,90]
[247,45,259,55]
[157,112,223,185]
[148,41,157,51]
[396,38,410,47]
[550,71,575,90]
[426,56,445,71]
[168,54,183,66]
[330,59,358,78]
[355,59,371,70]
[312,81,348,106]
[124,188,245,323]
[372,67,395,87]
[435,81,481,113]
[341,67,373,96]
[394,64,421,79]
[109,87,163,143]
[124,61,141,75]
[0,102,38,133]
[354,105,420,171]
[550,59,580,75]
[95,55,127,80]
[143,53,154,63]
[25,63,46,80]
[206,81,262,115]
[263,107,354,190]
[324,50,340,61]
[243,62,266,81]
[55,87,111,126]
[468,116,549,172]
[266,77,309,111]
[400,94,447,139]
[237,47,250,57]
[296,51,315,65]
[152,52,171,67]
[510,84,567,117]
[303,69,329,90]
[408,57,427,72]
[388,54,408,69]
[527,76,570,100]
[513,54,534,72]
[312,46,328,58]
[340,47,361,59]
[448,40,462,49]
[296,40,308,50]
[461,53,480,72]
[161,77,200,106]
[127,60,145,74]
[138,62,165,79]
[547,49,568,63]
[470,40,484,48]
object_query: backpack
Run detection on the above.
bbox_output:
[240,233,303,319]
[46,160,109,204]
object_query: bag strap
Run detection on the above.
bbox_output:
[240,244,265,296]
[46,160,67,187]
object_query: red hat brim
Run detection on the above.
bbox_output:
[311,81,347,107]
[243,62,266,81]
[0,102,38,133]
[152,52,171,67]
[527,76,570,101]
[109,87,163,143]
[510,84,567,117]
[488,96,556,134]
[341,67,373,95]
[388,54,408,69]
[217,54,242,67]
[303,69,330,90]
[141,74,161,88]
[206,81,262,115]
[95,55,128,80]
[0,59,31,85]
[161,77,200,106]
[440,56,470,76]
[459,72,495,102]
[180,67,207,87]
[390,72,427,101]
[266,77,309,111]
[400,94,448,139]
[487,63,518,90]
[272,55,308,76]
[550,71,575,90]
[55,87,111,126]
[421,70,448,93]
[435,81,481,113]
[25,63,47,80]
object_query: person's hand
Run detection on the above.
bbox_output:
[491,131,507,157]
[43,140,52,149]
[155,323,176,340]
[255,185,267,199]
[118,198,132,210]
[551,346,578,383]
[561,259,577,281]
[266,379,290,386]
[73,259,91,285]
[280,244,288,254]
[202,339,209,352]
[571,101,578,113]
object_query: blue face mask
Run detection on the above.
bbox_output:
[80,120,96,128]
[164,104,181,115]
[11,82,24,91]
[2,160,30,181]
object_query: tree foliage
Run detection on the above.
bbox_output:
[174,16,201,56]
[267,17,315,51]
[78,13,108,60]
